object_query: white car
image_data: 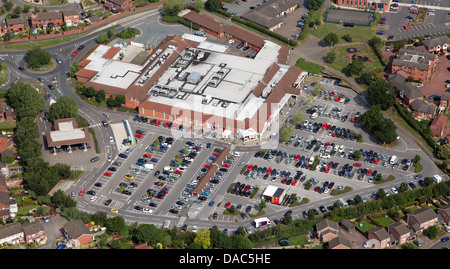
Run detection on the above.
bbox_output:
[363,241,369,248]
[311,112,318,119]
[324,188,330,194]
[338,145,345,152]
[192,226,197,233]
[109,136,114,143]
[143,208,153,213]
[391,187,399,194]
[90,196,98,202]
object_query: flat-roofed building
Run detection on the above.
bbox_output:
[45,118,90,153]
[75,34,306,142]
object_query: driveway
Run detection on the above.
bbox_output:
[420,54,450,97]
[38,215,69,249]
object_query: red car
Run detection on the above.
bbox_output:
[351,117,357,123]
[404,25,409,30]
[204,164,211,169]
[225,202,231,208]
[174,170,182,174]
[374,159,380,165]
[292,180,298,186]
[354,162,361,167]
[136,133,143,139]
[335,97,340,102]
[366,169,373,176]
[223,163,230,168]
[378,20,385,24]
[324,168,330,173]
[244,185,250,191]
[332,132,337,137]
[143,153,152,158]
[154,181,164,186]
[322,123,327,129]
[79,188,85,196]
[266,167,272,174]
[72,50,78,56]
[281,178,287,184]
[164,122,171,128]
[247,164,253,170]
[295,154,300,161]
[103,172,112,177]
[410,10,417,14]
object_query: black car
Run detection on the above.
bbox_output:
[90,156,100,163]
[118,153,128,158]
[107,167,117,172]
[408,182,417,189]
[104,199,112,206]
[78,45,85,51]
[169,209,179,214]
[149,202,157,207]
[387,35,394,40]
[86,190,95,195]
[134,205,143,211]
[94,182,102,187]
[48,84,55,90]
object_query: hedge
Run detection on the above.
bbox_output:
[231,16,297,47]
[163,15,200,30]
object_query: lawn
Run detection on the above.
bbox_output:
[294,58,325,74]
[371,213,395,228]
[309,22,338,39]
[327,43,385,75]
[353,219,375,235]
[0,63,7,85]
[288,234,309,246]
[334,25,377,43]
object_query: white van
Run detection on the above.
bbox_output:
[311,112,318,119]
[320,153,330,159]
[390,155,397,165]
[433,175,442,183]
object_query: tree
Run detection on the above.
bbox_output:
[3,32,13,42]
[7,81,45,120]
[205,0,221,11]
[96,89,106,103]
[291,111,305,124]
[162,0,185,16]
[325,51,336,64]
[115,94,126,106]
[25,47,52,69]
[366,77,395,110]
[360,105,397,144]
[279,123,294,142]
[23,5,31,13]
[426,225,440,240]
[193,0,204,12]
[322,33,338,46]
[342,34,352,42]
[13,5,22,14]
[308,0,325,10]
[436,145,450,159]
[48,96,79,121]
[105,215,126,234]
[4,1,13,11]
[345,60,364,76]
[98,32,109,44]
[194,228,211,249]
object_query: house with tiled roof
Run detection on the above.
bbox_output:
[388,73,423,106]
[408,99,436,120]
[421,35,450,54]
[437,204,450,225]
[368,226,392,248]
[315,219,339,242]
[31,11,63,28]
[22,221,47,245]
[430,114,447,137]
[391,47,437,83]
[0,222,24,246]
[406,207,440,234]
[62,220,93,247]
[327,236,352,249]
[387,222,415,245]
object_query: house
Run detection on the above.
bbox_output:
[437,204,450,225]
[335,0,390,12]
[327,236,352,249]
[387,222,415,245]
[31,12,64,28]
[430,114,448,137]
[339,219,355,233]
[0,137,8,153]
[406,207,439,234]
[22,221,47,245]
[0,222,24,246]
[182,11,225,38]
[388,73,423,106]
[5,17,28,32]
[62,220,93,247]
[240,0,299,31]
[315,219,339,242]
[368,227,392,248]
[408,99,436,120]
[0,191,10,222]
[421,35,450,54]
[100,0,132,12]
[63,10,80,27]
[391,47,437,83]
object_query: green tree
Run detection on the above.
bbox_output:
[4,1,14,11]
[366,77,395,110]
[194,228,211,249]
[279,123,294,142]
[105,215,126,234]
[7,81,45,120]
[162,0,185,16]
[322,33,338,46]
[96,89,106,103]
[342,34,352,42]
[437,145,450,159]
[47,96,79,121]
[98,32,109,44]
[308,0,325,10]
[23,5,31,13]
[25,47,52,69]
[205,0,221,11]
[345,60,364,76]
[426,225,440,240]
[325,51,336,64]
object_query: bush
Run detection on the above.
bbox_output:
[26,47,52,69]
